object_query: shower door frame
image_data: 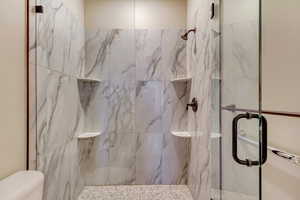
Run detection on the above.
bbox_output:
[26,0,39,171]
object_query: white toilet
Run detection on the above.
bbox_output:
[0,171,44,200]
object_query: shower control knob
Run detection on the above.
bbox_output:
[186,98,198,112]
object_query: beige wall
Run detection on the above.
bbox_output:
[0,0,27,179]
[84,0,186,30]
[262,0,300,199]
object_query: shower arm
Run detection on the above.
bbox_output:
[181,28,196,40]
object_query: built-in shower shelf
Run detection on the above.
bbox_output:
[171,131,192,138]
[211,132,221,138]
[171,131,221,139]
[77,132,102,139]
[77,78,102,83]
[171,77,192,83]
[212,76,221,80]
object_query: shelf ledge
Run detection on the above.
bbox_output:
[171,131,192,138]
[77,132,102,139]
[171,131,221,139]
[171,77,192,83]
[77,78,102,83]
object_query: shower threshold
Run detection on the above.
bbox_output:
[78,185,193,200]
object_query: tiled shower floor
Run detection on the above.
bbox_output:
[78,185,194,200]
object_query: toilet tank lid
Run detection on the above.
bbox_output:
[0,171,44,199]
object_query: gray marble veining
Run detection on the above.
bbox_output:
[135,81,163,134]
[33,0,191,196]
[85,29,135,81]
[37,67,85,200]
[135,29,187,81]
[34,1,87,200]
[162,29,187,79]
[186,0,221,200]
[36,0,85,77]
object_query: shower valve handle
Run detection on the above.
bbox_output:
[186,98,198,112]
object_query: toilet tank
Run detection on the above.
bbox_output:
[0,171,44,200]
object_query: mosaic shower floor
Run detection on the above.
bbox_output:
[78,185,194,200]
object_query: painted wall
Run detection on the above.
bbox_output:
[262,0,300,199]
[84,0,186,29]
[0,0,27,179]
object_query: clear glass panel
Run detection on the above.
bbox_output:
[221,0,262,199]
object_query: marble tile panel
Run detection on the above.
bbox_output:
[136,30,164,81]
[84,30,112,80]
[135,81,163,134]
[135,133,164,184]
[39,139,84,200]
[162,81,190,133]
[162,29,187,79]
[80,132,137,186]
[85,29,135,81]
[161,131,190,185]
[36,1,85,76]
[79,80,135,134]
[37,67,85,159]
[187,0,221,199]
[109,29,135,81]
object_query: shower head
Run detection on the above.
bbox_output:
[181,34,188,41]
[181,28,196,40]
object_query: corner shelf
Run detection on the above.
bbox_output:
[171,131,192,138]
[171,131,221,139]
[77,77,102,83]
[171,77,192,83]
[212,76,221,80]
[77,132,102,139]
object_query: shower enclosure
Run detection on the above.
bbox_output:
[28,0,265,200]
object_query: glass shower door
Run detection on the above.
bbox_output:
[220,0,266,199]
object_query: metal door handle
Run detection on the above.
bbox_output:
[232,113,268,167]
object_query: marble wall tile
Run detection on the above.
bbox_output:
[162,81,190,133]
[80,132,137,186]
[40,139,84,200]
[36,0,85,77]
[85,29,135,81]
[79,136,110,185]
[109,30,135,81]
[36,66,85,200]
[136,30,164,81]
[84,30,112,80]
[161,131,190,184]
[80,80,135,134]
[162,29,187,79]
[136,133,164,184]
[106,132,138,185]
[37,67,85,157]
[135,81,163,134]
[135,29,187,81]
[187,0,220,200]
